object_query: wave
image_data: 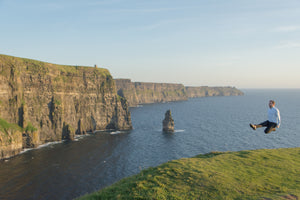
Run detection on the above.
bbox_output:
[175,129,185,133]
[20,148,34,154]
[74,134,92,141]
[157,129,185,133]
[20,141,64,154]
[110,131,123,135]
[37,141,64,149]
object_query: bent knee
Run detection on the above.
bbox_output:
[264,128,275,134]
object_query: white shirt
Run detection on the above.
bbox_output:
[268,106,281,127]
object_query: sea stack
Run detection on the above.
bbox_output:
[162,110,175,132]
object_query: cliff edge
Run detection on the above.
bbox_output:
[0,54,132,159]
[115,79,244,107]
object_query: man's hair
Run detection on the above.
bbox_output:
[269,100,275,105]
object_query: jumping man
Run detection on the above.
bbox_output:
[250,100,281,134]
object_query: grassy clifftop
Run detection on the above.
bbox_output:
[0,54,111,79]
[79,148,300,200]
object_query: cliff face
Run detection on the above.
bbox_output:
[185,86,244,98]
[115,79,187,107]
[0,118,23,159]
[0,55,132,159]
[115,79,244,107]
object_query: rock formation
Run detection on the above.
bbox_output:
[115,79,244,107]
[163,110,174,132]
[0,54,132,159]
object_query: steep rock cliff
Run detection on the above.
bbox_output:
[0,54,132,159]
[115,79,244,107]
[186,86,244,98]
[115,79,188,107]
[0,118,23,159]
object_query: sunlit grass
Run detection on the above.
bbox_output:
[79,148,300,200]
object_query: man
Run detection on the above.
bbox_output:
[250,100,281,134]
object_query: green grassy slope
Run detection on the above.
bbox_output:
[79,148,300,200]
[0,54,111,77]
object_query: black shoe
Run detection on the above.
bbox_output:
[250,124,256,130]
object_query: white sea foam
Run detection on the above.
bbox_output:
[74,134,89,141]
[21,141,64,154]
[175,129,185,133]
[110,131,122,135]
[159,129,185,133]
[37,141,64,149]
[20,148,34,154]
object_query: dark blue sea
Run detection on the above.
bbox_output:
[0,89,299,200]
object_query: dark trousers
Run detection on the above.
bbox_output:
[256,120,277,134]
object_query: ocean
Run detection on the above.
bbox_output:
[0,89,299,200]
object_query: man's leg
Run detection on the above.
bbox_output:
[264,122,277,134]
[257,121,269,128]
[250,121,268,130]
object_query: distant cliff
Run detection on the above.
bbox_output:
[115,79,187,107]
[115,79,244,107]
[0,55,132,159]
[185,86,244,98]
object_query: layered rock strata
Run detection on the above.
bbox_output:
[115,79,244,107]
[115,79,187,107]
[0,54,132,159]
[185,86,244,98]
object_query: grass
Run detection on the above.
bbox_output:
[78,148,300,200]
[24,122,38,133]
[0,118,37,135]
[0,118,22,134]
[0,54,111,78]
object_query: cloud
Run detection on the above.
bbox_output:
[108,7,182,14]
[275,41,300,49]
[138,20,172,31]
[274,25,300,32]
[136,17,195,31]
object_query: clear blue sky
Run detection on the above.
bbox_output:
[1,0,300,88]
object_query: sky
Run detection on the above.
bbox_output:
[1,0,300,88]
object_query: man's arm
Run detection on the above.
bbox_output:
[276,109,281,128]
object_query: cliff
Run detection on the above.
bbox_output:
[0,118,23,159]
[115,79,187,107]
[0,54,132,159]
[185,86,244,98]
[115,79,243,107]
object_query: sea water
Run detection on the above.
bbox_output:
[0,89,299,200]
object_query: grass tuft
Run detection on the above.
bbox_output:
[24,122,38,133]
[0,118,22,134]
